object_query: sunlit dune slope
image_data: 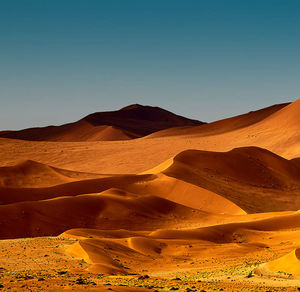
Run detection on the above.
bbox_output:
[125,173,245,215]
[0,104,203,142]
[148,102,289,138]
[259,248,300,277]
[257,98,300,130]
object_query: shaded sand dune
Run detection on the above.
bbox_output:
[257,248,300,277]
[149,102,289,138]
[0,174,155,204]
[0,160,105,188]
[0,104,203,142]
[0,188,206,239]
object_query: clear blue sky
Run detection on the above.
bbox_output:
[1,0,299,130]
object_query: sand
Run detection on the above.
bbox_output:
[0,99,299,291]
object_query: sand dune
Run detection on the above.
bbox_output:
[0,174,155,204]
[256,98,300,130]
[60,208,300,275]
[0,156,245,215]
[0,120,140,142]
[1,146,298,214]
[148,102,289,138]
[64,232,168,274]
[125,173,245,215]
[150,210,300,243]
[0,104,203,142]
[0,188,206,239]
[163,147,300,213]
[66,239,133,274]
[258,248,300,277]
[0,159,105,188]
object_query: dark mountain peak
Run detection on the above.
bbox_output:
[83,104,203,134]
[120,104,145,111]
[0,104,204,141]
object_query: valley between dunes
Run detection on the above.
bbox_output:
[0,100,299,291]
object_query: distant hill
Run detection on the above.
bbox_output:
[0,104,204,141]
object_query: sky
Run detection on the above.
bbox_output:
[1,0,300,130]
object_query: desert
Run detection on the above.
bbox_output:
[1,1,300,290]
[0,100,299,291]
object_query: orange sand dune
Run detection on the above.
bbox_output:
[0,188,206,239]
[0,159,105,188]
[257,98,300,130]
[1,146,298,215]
[148,99,300,161]
[66,237,152,274]
[150,210,300,243]
[0,120,140,142]
[0,104,203,142]
[0,158,245,215]
[163,146,300,213]
[259,248,300,277]
[64,233,170,274]
[149,102,289,138]
[125,173,245,215]
[61,228,143,240]
[60,208,300,275]
[0,174,154,204]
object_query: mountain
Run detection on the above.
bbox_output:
[0,104,204,142]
